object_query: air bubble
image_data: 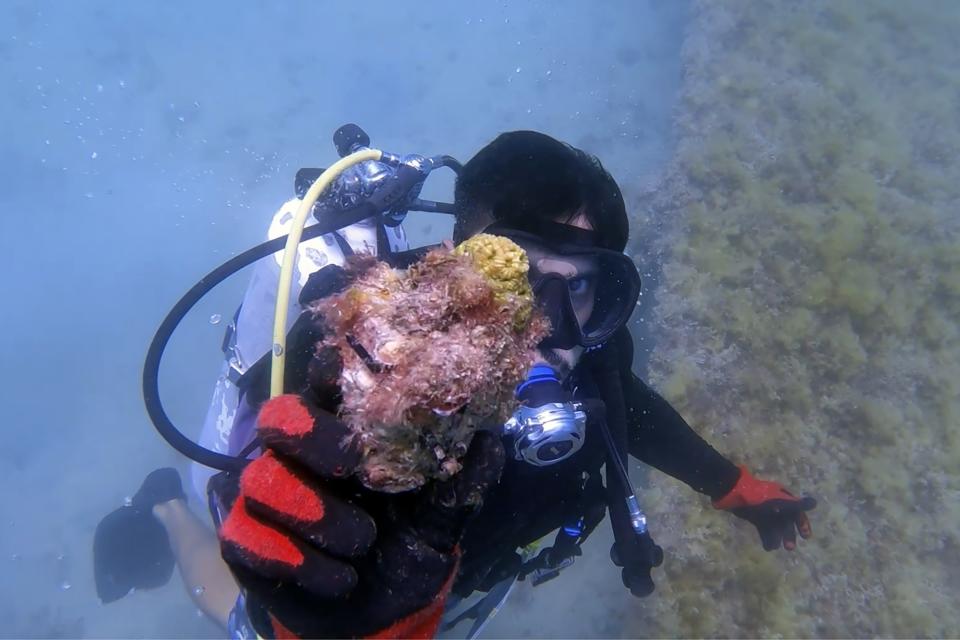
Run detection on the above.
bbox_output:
[272,343,284,356]
[60,581,72,591]
[123,496,133,507]
[193,586,206,596]
[209,314,222,325]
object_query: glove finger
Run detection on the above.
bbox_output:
[220,497,358,599]
[775,496,817,546]
[796,510,813,539]
[427,430,505,513]
[778,495,817,514]
[257,394,361,480]
[240,453,376,558]
[757,519,783,551]
[411,430,505,553]
[450,430,506,511]
[306,344,344,412]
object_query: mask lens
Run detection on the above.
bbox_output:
[489,227,640,347]
[578,254,639,344]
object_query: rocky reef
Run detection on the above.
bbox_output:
[627,1,960,636]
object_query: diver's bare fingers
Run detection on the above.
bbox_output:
[796,511,813,539]
[782,520,798,551]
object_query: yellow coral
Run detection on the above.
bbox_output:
[453,233,534,324]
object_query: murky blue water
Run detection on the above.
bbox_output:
[1,2,683,637]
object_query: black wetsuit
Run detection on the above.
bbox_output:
[239,268,741,598]
[454,326,740,595]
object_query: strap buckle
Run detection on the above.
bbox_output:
[529,555,575,587]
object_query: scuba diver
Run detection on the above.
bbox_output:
[94,127,816,639]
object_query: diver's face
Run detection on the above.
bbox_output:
[455,209,596,378]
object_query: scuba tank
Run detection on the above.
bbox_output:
[143,124,461,478]
[190,196,410,498]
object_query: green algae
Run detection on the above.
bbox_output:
[625,1,960,636]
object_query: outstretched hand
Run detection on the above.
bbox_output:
[714,465,815,551]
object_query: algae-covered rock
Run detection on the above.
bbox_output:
[311,235,548,492]
[624,0,960,636]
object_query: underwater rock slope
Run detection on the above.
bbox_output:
[629,1,960,636]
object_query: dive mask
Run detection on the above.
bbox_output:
[484,221,641,349]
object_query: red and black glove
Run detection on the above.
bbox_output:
[215,347,505,639]
[713,465,816,551]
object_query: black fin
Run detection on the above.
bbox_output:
[93,506,174,603]
[93,468,184,603]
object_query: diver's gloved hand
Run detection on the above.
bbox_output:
[217,347,505,639]
[713,465,816,551]
[610,531,664,598]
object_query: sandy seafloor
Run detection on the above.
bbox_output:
[0,2,685,637]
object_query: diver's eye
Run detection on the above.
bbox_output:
[567,276,591,296]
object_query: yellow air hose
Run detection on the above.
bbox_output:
[270,148,382,398]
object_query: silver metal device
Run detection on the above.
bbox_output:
[503,402,587,466]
